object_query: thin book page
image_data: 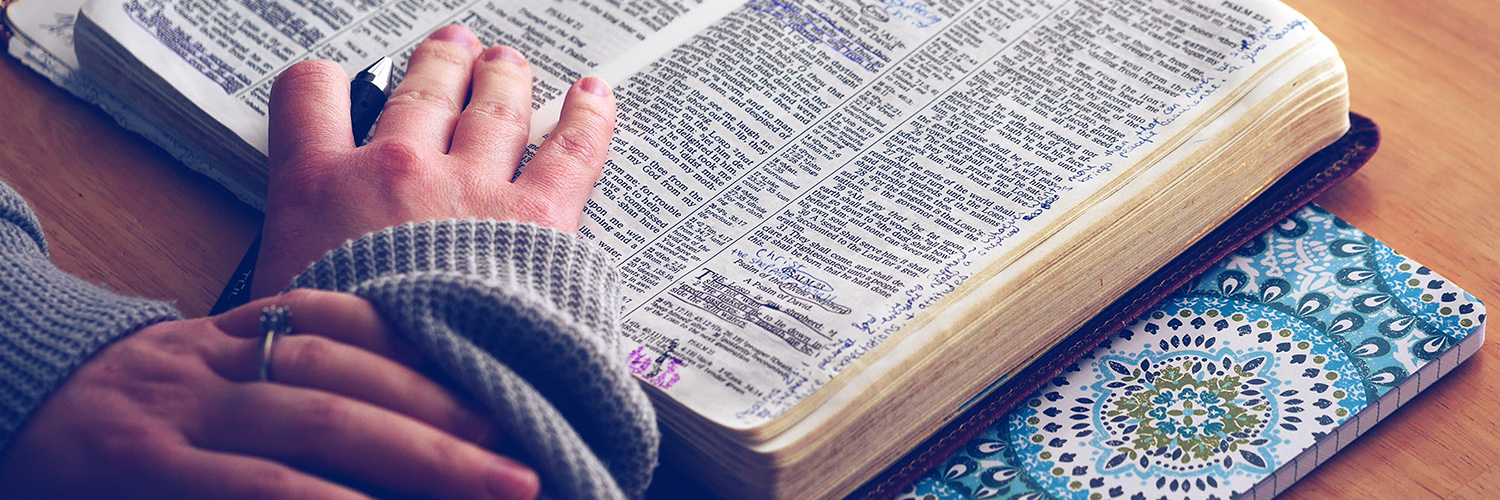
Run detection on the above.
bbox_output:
[78,0,740,155]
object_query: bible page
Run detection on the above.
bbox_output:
[78,0,742,155]
[592,0,1328,428]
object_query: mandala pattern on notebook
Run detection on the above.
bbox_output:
[898,205,1484,500]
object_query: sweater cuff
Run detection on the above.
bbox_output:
[0,232,181,453]
[287,220,620,334]
[288,220,658,498]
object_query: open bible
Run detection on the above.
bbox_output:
[5,0,1351,498]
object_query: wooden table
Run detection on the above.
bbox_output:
[1,0,1497,497]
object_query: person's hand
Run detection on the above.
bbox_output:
[0,289,538,500]
[253,24,617,297]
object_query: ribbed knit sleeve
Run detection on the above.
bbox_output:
[0,182,181,453]
[288,220,658,500]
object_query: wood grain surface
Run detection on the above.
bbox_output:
[1,0,1497,497]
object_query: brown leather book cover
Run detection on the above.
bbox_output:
[846,112,1380,500]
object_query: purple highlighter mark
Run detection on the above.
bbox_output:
[747,0,889,72]
[629,344,682,389]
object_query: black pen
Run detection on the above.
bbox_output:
[350,57,394,144]
[208,57,395,315]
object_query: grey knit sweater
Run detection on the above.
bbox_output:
[0,181,657,499]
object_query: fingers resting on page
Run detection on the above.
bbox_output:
[255,24,616,297]
[0,289,538,500]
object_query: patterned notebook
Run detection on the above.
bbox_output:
[898,204,1486,500]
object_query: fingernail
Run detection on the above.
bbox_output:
[431,24,476,46]
[487,458,540,500]
[484,46,527,66]
[579,77,610,97]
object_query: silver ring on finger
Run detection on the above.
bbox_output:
[258,305,293,382]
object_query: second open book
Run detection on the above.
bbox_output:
[7,0,1352,497]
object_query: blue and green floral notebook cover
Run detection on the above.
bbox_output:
[898,204,1486,500]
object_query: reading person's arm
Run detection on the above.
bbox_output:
[0,21,643,500]
[0,178,536,500]
[0,22,647,500]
